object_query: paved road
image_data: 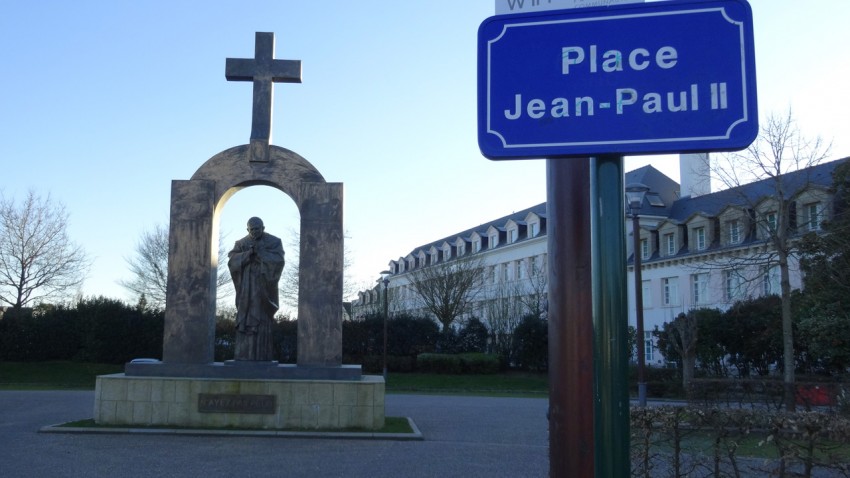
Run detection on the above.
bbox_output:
[0,391,549,477]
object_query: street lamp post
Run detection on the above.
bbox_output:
[379,271,390,381]
[626,183,650,407]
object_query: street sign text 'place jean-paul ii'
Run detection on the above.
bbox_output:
[477,0,757,159]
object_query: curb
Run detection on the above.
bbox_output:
[39,416,423,441]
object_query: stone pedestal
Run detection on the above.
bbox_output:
[94,374,385,430]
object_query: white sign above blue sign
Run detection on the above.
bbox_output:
[477,0,758,159]
[495,0,641,15]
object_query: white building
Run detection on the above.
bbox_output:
[354,202,549,326]
[353,156,848,365]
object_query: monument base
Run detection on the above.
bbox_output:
[93,373,385,430]
[124,360,362,380]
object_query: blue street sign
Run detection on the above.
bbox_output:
[478,0,757,159]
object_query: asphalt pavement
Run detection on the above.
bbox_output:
[0,391,549,477]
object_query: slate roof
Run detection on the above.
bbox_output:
[625,165,680,218]
[398,202,547,261]
[394,159,849,265]
[666,158,846,224]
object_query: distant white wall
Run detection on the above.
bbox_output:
[679,153,711,198]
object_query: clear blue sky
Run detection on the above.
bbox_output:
[1,0,848,305]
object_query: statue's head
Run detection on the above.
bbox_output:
[247,217,265,240]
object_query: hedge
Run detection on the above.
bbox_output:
[417,352,500,374]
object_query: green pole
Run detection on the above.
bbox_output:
[591,155,630,478]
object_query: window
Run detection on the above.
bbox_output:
[662,277,679,306]
[530,222,540,237]
[641,280,652,308]
[695,227,706,251]
[473,239,481,253]
[766,212,777,233]
[640,238,650,260]
[691,273,708,305]
[489,233,499,248]
[665,233,676,256]
[508,228,518,243]
[457,243,464,257]
[762,265,779,296]
[806,203,821,231]
[644,331,655,362]
[728,219,741,244]
[501,263,509,281]
[517,260,526,279]
[725,269,742,301]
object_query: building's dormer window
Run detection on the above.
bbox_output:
[489,233,499,248]
[728,219,741,244]
[766,212,778,234]
[664,233,676,256]
[530,221,540,237]
[640,238,650,260]
[508,228,518,244]
[473,239,481,253]
[695,227,706,251]
[805,202,821,231]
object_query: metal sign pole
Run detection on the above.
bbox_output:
[590,155,630,478]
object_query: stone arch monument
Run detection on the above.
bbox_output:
[101,32,381,431]
[126,32,355,379]
[162,144,344,369]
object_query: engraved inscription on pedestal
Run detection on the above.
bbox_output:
[197,393,276,414]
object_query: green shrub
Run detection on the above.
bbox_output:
[342,313,438,366]
[458,318,489,353]
[416,352,500,374]
[631,406,850,477]
[417,353,463,374]
[0,298,163,364]
[512,315,548,371]
[346,355,416,374]
[629,364,683,398]
[458,352,500,374]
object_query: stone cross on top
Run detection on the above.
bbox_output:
[226,32,301,162]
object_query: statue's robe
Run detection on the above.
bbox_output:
[227,233,285,361]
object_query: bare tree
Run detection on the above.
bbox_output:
[700,109,832,410]
[120,223,231,309]
[518,262,548,319]
[485,279,526,360]
[0,190,90,313]
[408,255,485,332]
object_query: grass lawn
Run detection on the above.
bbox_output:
[0,361,548,396]
[386,372,548,396]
